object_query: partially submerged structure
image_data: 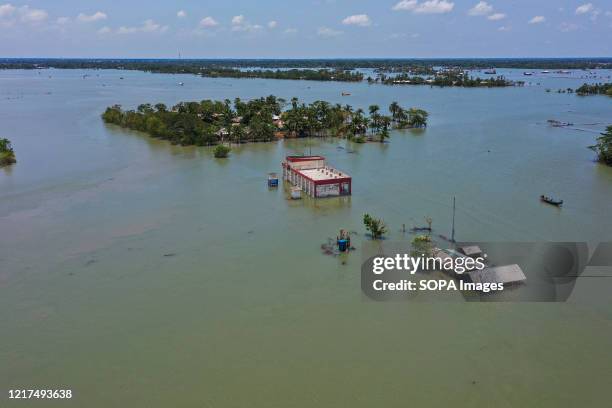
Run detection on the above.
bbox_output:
[282,156,351,198]
[468,264,527,286]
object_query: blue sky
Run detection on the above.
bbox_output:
[0,1,610,58]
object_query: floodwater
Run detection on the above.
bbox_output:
[1,68,612,407]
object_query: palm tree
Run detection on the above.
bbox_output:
[389,101,400,122]
[368,104,380,117]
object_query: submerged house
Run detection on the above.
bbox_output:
[282,155,351,198]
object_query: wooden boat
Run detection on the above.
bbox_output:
[541,195,563,206]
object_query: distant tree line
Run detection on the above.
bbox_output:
[101,96,429,147]
[0,138,16,167]
[373,71,515,88]
[198,68,363,82]
[1,57,610,71]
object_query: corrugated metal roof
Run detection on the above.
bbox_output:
[469,264,526,285]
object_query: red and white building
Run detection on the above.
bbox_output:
[282,155,352,198]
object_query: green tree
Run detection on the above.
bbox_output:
[389,101,401,121]
[0,137,16,166]
[363,213,387,239]
[213,144,231,158]
[595,125,612,166]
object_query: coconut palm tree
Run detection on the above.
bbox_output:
[389,101,401,122]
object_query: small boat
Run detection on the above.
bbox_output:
[523,72,533,76]
[541,70,550,74]
[341,92,351,96]
[547,119,573,127]
[179,82,184,86]
[541,195,563,207]
[484,69,496,75]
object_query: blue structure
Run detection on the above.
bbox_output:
[268,172,279,187]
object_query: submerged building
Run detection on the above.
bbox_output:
[282,155,352,198]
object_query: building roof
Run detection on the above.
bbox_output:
[469,264,526,285]
[459,246,483,257]
[299,167,350,181]
[285,155,325,162]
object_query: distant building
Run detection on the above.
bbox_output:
[282,156,351,198]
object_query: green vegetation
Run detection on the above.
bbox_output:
[411,235,434,257]
[575,83,612,96]
[377,70,515,88]
[0,138,16,167]
[363,213,387,240]
[594,126,612,166]
[213,145,231,158]
[389,103,429,128]
[102,96,428,146]
[198,68,363,82]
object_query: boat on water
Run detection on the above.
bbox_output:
[547,119,573,127]
[484,69,497,75]
[341,92,351,96]
[179,82,184,86]
[541,195,563,207]
[541,70,550,74]
[523,72,533,76]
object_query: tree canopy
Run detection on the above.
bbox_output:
[0,138,16,167]
[595,126,612,166]
[102,96,429,147]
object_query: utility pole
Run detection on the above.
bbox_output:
[451,196,456,243]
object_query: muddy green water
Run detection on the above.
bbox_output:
[1,69,612,407]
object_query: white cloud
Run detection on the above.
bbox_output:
[231,15,244,25]
[284,27,298,34]
[200,16,218,27]
[488,13,506,21]
[528,15,545,24]
[77,11,107,23]
[414,0,454,14]
[393,0,453,14]
[177,10,186,18]
[392,0,417,11]
[498,25,510,31]
[117,19,168,34]
[19,6,47,23]
[575,3,593,15]
[268,20,277,28]
[231,15,262,32]
[317,26,343,37]
[468,1,493,16]
[0,3,15,18]
[342,14,371,26]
